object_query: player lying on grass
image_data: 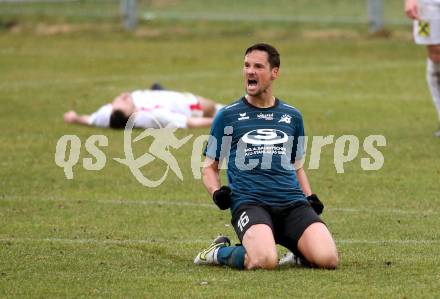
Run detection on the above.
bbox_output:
[64,84,223,129]
[194,43,339,270]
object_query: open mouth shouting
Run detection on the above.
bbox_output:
[247,78,258,93]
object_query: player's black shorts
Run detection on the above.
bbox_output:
[231,200,324,256]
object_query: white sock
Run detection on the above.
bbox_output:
[426,58,440,123]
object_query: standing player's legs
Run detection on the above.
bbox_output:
[413,1,440,136]
[426,45,440,136]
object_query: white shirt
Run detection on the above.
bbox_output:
[88,90,202,129]
[420,0,440,5]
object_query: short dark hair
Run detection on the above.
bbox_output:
[245,43,280,69]
[109,110,129,129]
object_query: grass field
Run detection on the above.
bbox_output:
[0,0,409,24]
[1,4,440,298]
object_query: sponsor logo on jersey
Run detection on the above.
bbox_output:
[257,113,273,120]
[278,114,292,124]
[237,211,250,232]
[418,21,430,37]
[241,129,288,145]
[238,112,249,120]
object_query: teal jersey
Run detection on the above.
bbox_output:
[204,97,308,213]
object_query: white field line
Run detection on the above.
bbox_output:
[0,237,207,245]
[0,237,438,246]
[0,196,215,208]
[97,199,214,208]
[337,239,440,245]
[1,195,438,215]
[328,207,438,215]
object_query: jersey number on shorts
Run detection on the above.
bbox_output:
[237,211,250,232]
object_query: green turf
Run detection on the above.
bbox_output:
[1,10,440,299]
[0,0,409,25]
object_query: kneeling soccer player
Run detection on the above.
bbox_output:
[194,43,339,270]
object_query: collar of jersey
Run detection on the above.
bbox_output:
[241,96,279,111]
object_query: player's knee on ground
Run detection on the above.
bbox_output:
[245,250,278,270]
[312,250,339,269]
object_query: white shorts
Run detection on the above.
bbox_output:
[414,0,440,45]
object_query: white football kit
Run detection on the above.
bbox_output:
[88,90,203,128]
[413,0,440,44]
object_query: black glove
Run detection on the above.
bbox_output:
[307,194,324,215]
[212,186,232,210]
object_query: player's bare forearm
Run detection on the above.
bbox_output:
[75,115,91,125]
[64,110,91,126]
[202,158,221,195]
[296,167,312,196]
[186,117,213,128]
